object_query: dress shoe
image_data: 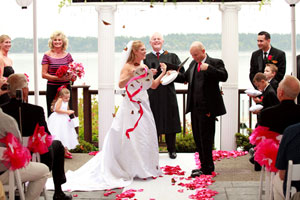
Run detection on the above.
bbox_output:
[249,156,255,164]
[191,170,203,178]
[53,192,73,200]
[64,154,72,159]
[192,168,202,173]
[254,161,262,171]
[168,152,177,159]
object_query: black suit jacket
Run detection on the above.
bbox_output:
[257,84,279,124]
[177,55,228,116]
[261,84,279,110]
[249,46,286,87]
[269,78,278,93]
[2,98,50,136]
[260,100,300,134]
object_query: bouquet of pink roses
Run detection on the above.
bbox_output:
[55,62,85,82]
[68,62,85,80]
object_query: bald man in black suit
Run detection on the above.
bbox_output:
[177,41,228,176]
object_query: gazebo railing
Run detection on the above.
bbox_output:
[29,86,253,145]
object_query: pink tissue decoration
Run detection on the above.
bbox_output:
[27,123,52,154]
[0,133,31,170]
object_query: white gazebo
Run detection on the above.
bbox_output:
[68,0,263,150]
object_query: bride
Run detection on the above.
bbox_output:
[48,40,167,191]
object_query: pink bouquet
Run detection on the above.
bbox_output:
[68,62,85,81]
[55,62,85,82]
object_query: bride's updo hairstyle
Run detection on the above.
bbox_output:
[126,40,143,63]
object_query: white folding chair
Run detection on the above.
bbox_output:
[22,137,48,200]
[286,160,300,200]
[258,165,275,200]
[0,147,25,200]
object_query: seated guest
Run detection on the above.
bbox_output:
[264,63,279,92]
[259,75,300,200]
[0,107,49,200]
[260,75,300,134]
[2,74,72,200]
[275,123,300,199]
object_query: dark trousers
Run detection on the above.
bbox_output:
[46,84,72,117]
[41,140,66,188]
[165,133,176,153]
[191,111,216,174]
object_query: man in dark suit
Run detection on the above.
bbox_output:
[177,41,228,176]
[249,31,286,88]
[2,74,72,200]
[144,32,185,159]
[260,75,300,200]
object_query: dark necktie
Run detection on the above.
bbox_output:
[156,52,160,60]
[263,52,268,64]
[197,62,202,72]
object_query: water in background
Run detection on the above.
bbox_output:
[10,51,293,149]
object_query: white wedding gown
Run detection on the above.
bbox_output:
[46,79,162,191]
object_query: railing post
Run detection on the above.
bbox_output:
[71,86,79,133]
[71,86,79,116]
[83,85,92,143]
[182,90,186,136]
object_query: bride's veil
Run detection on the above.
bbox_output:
[120,41,133,68]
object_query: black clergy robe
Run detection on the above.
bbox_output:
[144,51,185,135]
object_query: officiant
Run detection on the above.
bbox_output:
[144,32,185,159]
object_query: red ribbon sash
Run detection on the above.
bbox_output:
[124,67,148,139]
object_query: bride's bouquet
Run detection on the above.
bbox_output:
[56,62,85,82]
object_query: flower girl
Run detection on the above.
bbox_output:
[48,86,79,159]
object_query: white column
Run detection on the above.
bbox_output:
[219,4,241,151]
[96,6,116,150]
[33,0,39,105]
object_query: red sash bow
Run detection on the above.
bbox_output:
[124,67,148,139]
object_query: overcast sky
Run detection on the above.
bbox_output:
[1,0,299,39]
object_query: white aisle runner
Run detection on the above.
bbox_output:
[122,153,198,200]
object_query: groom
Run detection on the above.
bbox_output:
[2,74,72,200]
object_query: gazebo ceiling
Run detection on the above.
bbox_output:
[72,0,262,2]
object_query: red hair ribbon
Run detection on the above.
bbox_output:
[124,67,148,139]
[53,85,67,101]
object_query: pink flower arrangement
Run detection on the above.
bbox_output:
[249,125,280,146]
[255,139,279,172]
[250,125,281,172]
[55,62,85,82]
[68,62,85,79]
[0,133,31,170]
